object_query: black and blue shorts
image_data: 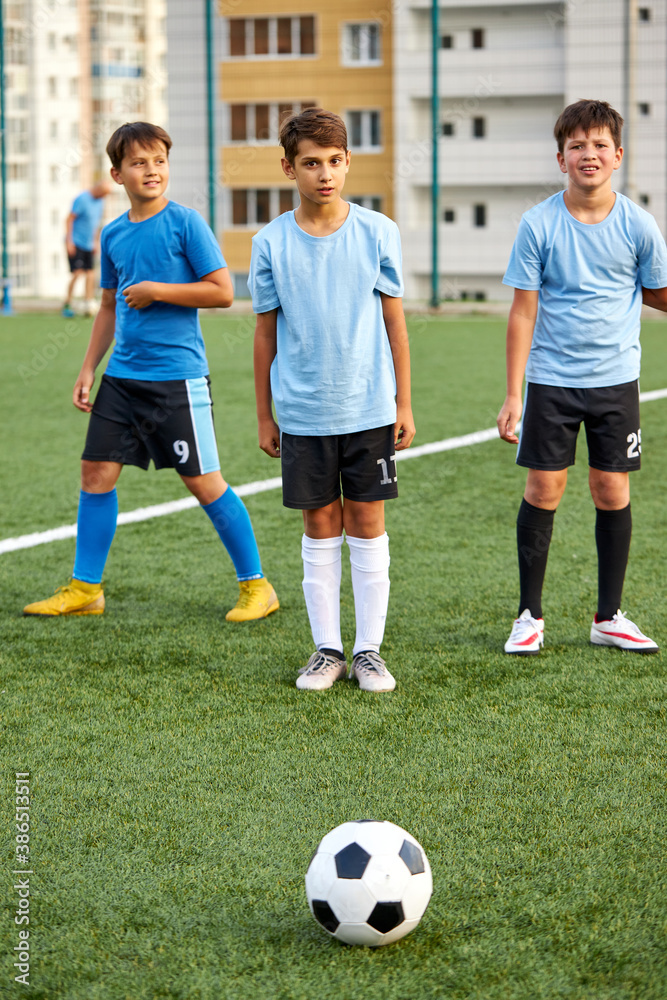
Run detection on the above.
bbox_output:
[517,380,641,473]
[82,374,221,477]
[280,424,399,510]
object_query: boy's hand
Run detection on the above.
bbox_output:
[394,405,416,451]
[258,417,281,458]
[497,394,523,443]
[73,369,95,412]
[123,281,156,310]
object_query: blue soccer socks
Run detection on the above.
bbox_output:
[202,487,263,582]
[72,489,119,584]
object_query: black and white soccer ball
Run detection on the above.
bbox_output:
[305,820,433,947]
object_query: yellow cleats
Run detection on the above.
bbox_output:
[23,579,105,617]
[225,577,279,622]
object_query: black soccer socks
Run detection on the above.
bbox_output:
[595,503,632,623]
[516,498,555,620]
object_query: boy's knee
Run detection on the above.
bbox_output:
[81,460,122,493]
[524,469,567,510]
[589,469,629,509]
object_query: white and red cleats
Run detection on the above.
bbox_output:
[504,609,544,655]
[590,610,659,653]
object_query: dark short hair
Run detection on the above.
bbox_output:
[554,100,624,152]
[106,122,172,170]
[279,108,347,163]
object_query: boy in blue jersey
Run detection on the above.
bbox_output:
[24,122,278,623]
[63,180,113,317]
[497,100,667,655]
[250,108,415,692]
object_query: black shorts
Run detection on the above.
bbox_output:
[68,246,94,272]
[280,425,399,509]
[82,374,221,476]
[517,380,641,472]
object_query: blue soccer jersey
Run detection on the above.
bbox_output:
[101,201,226,381]
[503,191,667,387]
[248,203,404,436]
[71,191,105,251]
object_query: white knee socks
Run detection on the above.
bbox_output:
[302,533,391,657]
[346,533,391,657]
[301,534,345,654]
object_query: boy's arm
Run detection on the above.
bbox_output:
[381,293,415,451]
[65,212,76,257]
[254,309,280,458]
[73,288,117,412]
[496,288,539,444]
[122,268,233,310]
[642,287,667,312]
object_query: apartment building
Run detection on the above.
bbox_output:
[3,0,167,299]
[393,0,667,301]
[217,1,395,296]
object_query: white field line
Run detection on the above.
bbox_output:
[3,386,667,556]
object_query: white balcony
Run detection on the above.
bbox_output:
[402,229,516,276]
[400,47,564,99]
[393,140,559,188]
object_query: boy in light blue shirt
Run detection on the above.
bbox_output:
[497,99,667,655]
[24,122,278,623]
[251,108,415,692]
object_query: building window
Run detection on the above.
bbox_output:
[227,101,317,144]
[473,204,486,227]
[471,28,485,49]
[440,34,453,49]
[638,102,650,116]
[48,32,56,50]
[232,189,248,226]
[443,209,455,223]
[50,120,58,139]
[342,22,381,65]
[472,117,485,138]
[639,193,650,205]
[347,110,381,150]
[230,189,298,227]
[48,76,57,97]
[227,16,316,58]
[442,122,455,137]
[348,196,383,213]
[638,7,651,20]
[70,77,79,97]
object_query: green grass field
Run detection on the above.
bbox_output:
[2,311,667,1000]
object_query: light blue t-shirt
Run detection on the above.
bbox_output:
[503,191,667,387]
[248,203,404,435]
[71,190,105,250]
[101,201,226,381]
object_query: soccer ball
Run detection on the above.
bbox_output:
[305,820,433,947]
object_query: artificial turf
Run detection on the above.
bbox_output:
[1,311,667,999]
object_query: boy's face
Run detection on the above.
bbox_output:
[111,141,170,203]
[557,126,623,193]
[281,140,351,207]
